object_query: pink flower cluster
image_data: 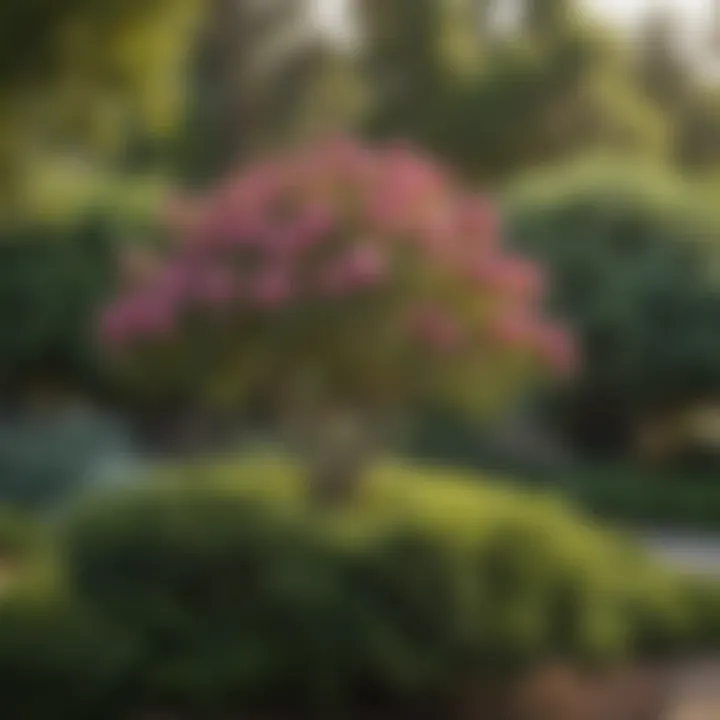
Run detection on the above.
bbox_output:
[99,137,575,378]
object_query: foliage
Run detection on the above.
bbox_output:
[506,158,720,456]
[359,0,667,182]
[556,464,720,533]
[57,455,711,715]
[0,0,202,216]
[0,173,167,401]
[180,0,365,184]
[636,8,720,174]
[99,139,573,421]
[0,593,135,720]
[0,216,117,397]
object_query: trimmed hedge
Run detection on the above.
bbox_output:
[1,456,720,717]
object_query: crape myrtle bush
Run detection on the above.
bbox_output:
[98,138,574,416]
[0,457,704,718]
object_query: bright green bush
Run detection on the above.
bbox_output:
[56,456,713,715]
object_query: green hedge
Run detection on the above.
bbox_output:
[0,457,719,717]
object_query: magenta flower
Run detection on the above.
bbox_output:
[131,295,177,337]
[342,243,388,287]
[101,137,572,398]
[532,324,578,376]
[253,268,293,307]
[409,306,464,353]
[156,262,191,301]
[458,197,498,244]
[317,243,388,295]
[283,205,336,255]
[196,267,238,307]
[488,311,535,348]
[100,294,176,350]
[474,256,545,300]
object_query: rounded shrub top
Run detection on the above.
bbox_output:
[99,139,574,412]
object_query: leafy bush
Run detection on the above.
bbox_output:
[0,215,118,399]
[0,509,136,720]
[0,590,136,720]
[506,159,720,457]
[54,456,714,715]
[559,464,720,532]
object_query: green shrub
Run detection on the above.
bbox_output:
[57,456,716,715]
[0,508,137,720]
[558,463,720,532]
[0,589,137,720]
[0,215,119,398]
[506,159,720,457]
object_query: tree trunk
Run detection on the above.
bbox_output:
[281,405,382,506]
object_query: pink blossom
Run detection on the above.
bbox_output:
[419,207,459,259]
[307,137,374,183]
[317,244,388,295]
[532,324,578,376]
[99,294,176,349]
[196,267,238,307]
[156,262,191,301]
[253,269,293,307]
[284,205,336,254]
[130,294,177,338]
[382,146,445,203]
[343,243,388,287]
[316,263,350,296]
[367,189,413,234]
[408,305,464,353]
[474,256,545,299]
[488,311,535,348]
[458,197,499,244]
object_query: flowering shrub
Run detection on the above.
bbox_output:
[99,139,574,415]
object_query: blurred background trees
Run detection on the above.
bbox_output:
[0,0,202,219]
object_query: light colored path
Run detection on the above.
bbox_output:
[639,531,720,577]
